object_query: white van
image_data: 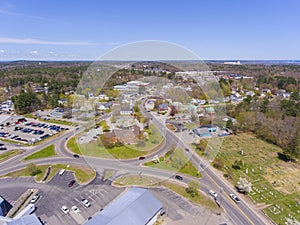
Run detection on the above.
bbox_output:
[58,169,65,176]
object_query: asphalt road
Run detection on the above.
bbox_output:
[0,110,270,225]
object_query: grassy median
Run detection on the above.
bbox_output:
[0,150,24,163]
[23,145,56,161]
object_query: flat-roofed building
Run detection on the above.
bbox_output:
[84,188,163,225]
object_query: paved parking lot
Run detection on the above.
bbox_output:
[0,173,233,225]
[0,173,124,225]
[27,171,124,225]
[0,116,71,144]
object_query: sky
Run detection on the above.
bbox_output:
[0,0,299,60]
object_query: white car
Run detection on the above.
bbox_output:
[209,190,218,198]
[71,206,80,213]
[81,199,91,208]
[58,169,65,176]
[61,205,70,214]
[30,194,40,203]
[229,193,241,203]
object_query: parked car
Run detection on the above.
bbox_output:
[0,147,7,151]
[175,175,183,181]
[71,206,80,213]
[30,194,40,203]
[58,169,65,176]
[81,199,91,208]
[209,190,218,198]
[68,180,75,187]
[229,193,241,203]
[61,205,70,214]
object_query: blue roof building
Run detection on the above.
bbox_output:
[85,188,163,225]
[193,124,218,137]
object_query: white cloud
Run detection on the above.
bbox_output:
[0,37,95,46]
[0,50,4,53]
[30,50,38,55]
[0,9,49,21]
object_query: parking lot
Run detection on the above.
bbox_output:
[0,173,234,225]
[0,116,71,144]
[0,172,124,225]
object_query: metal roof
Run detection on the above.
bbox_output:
[85,188,162,225]
[0,214,42,225]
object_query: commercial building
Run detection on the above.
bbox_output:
[85,188,163,225]
[0,214,42,225]
[0,196,11,217]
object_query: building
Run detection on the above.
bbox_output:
[114,80,149,92]
[204,106,215,114]
[84,188,163,225]
[224,61,241,65]
[103,129,138,144]
[0,196,11,217]
[0,214,42,225]
[120,105,133,115]
[193,124,218,138]
[0,100,14,112]
[97,102,113,111]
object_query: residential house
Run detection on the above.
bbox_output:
[97,101,113,111]
[120,105,133,115]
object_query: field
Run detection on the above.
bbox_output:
[213,133,300,224]
[23,145,56,160]
[144,148,201,177]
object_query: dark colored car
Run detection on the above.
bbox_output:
[175,175,183,181]
[0,147,7,150]
[73,154,80,158]
[139,156,145,160]
[68,180,76,187]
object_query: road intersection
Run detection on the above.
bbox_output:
[0,111,271,225]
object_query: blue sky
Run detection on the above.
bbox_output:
[0,0,299,60]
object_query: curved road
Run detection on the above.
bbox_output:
[0,112,270,225]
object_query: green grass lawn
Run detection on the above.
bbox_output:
[162,181,221,212]
[23,145,56,161]
[39,118,74,126]
[212,133,300,224]
[67,124,164,159]
[2,163,96,184]
[114,174,162,186]
[0,150,24,163]
[144,148,201,177]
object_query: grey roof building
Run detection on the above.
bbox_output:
[0,214,42,225]
[85,188,163,225]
